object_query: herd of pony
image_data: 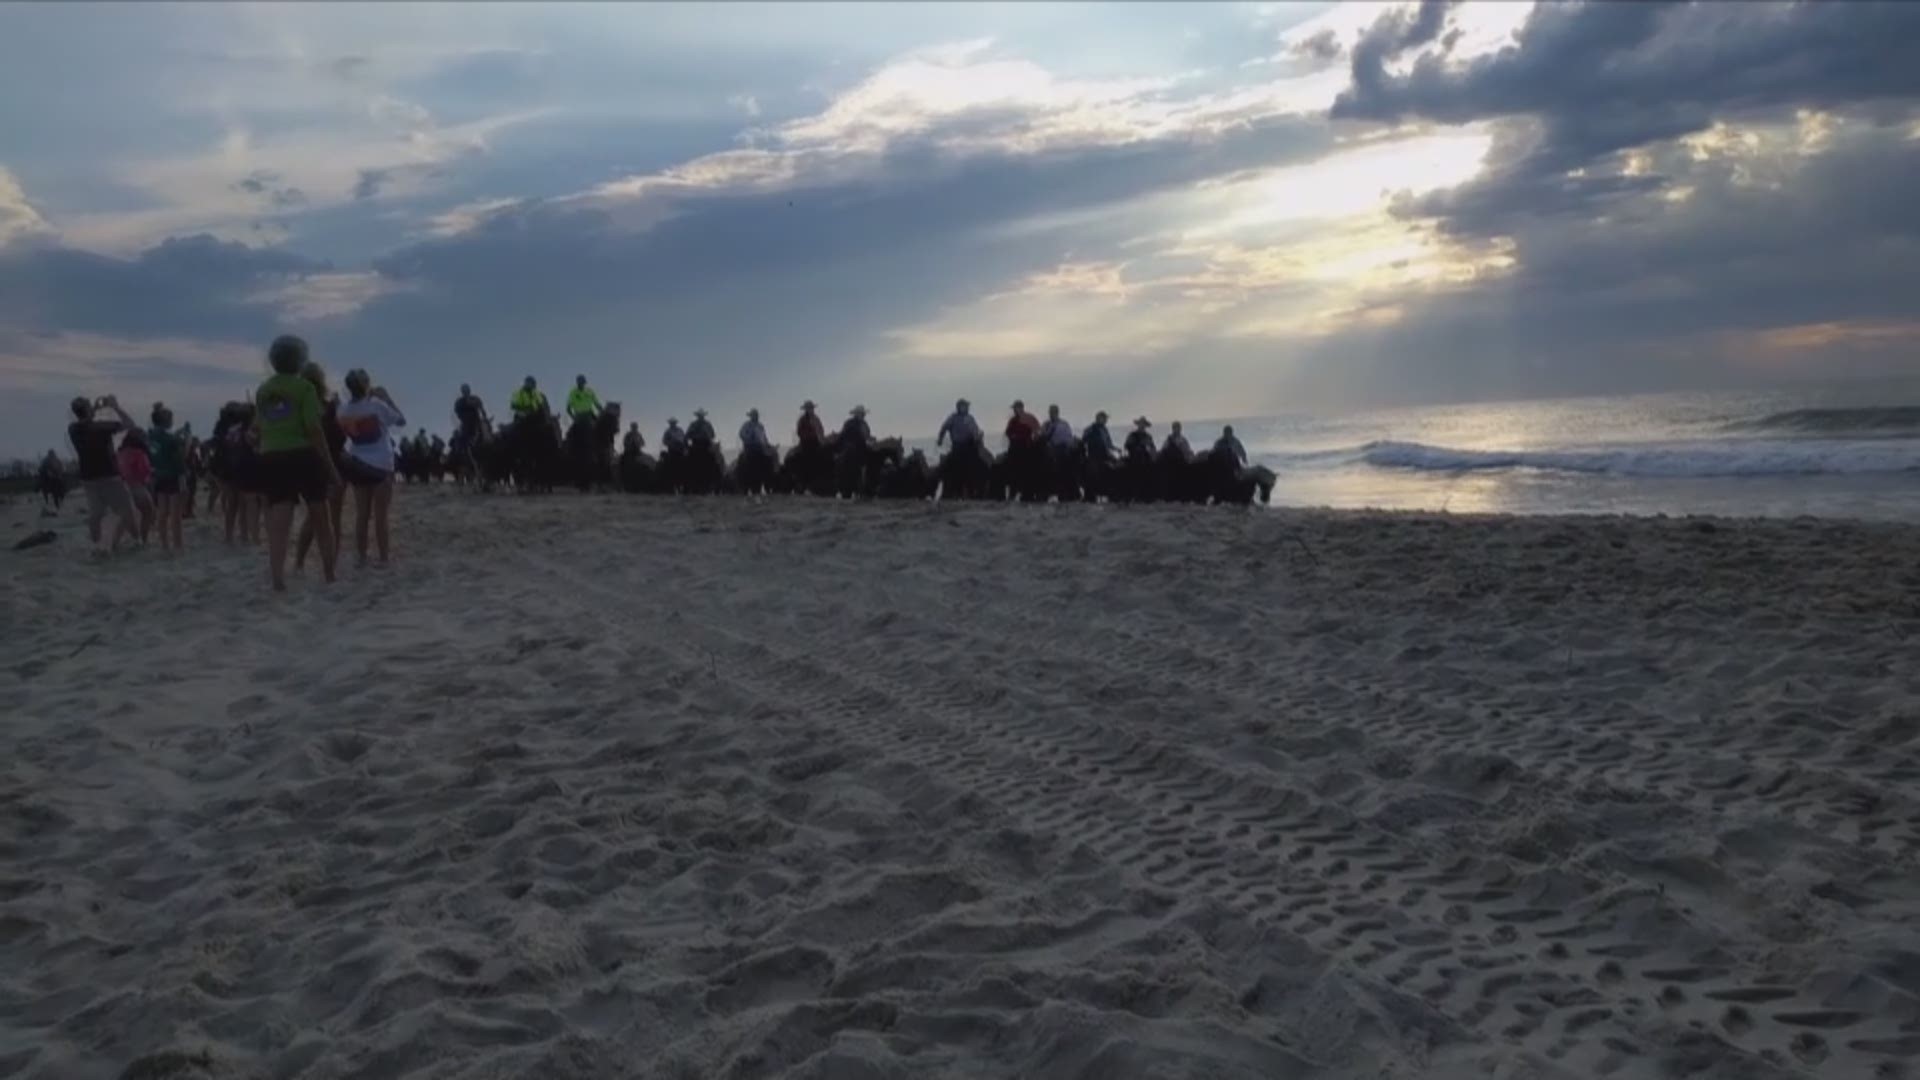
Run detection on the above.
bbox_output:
[422,405,1278,505]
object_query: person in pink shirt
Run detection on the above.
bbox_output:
[116,428,156,546]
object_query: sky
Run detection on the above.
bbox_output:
[3,0,1918,456]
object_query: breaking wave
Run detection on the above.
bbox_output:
[1730,406,1920,436]
[1353,439,1920,478]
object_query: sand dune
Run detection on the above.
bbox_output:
[3,489,1919,1079]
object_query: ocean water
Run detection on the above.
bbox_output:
[901,384,1920,521]
[1199,386,1920,521]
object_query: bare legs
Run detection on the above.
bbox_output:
[155,492,184,552]
[351,474,396,566]
[374,476,393,564]
[269,494,336,592]
[295,481,345,571]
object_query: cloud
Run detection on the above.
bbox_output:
[0,231,333,345]
[1291,30,1344,65]
[353,169,390,200]
[1331,1,1920,234]
[0,167,50,245]
[7,5,1920,458]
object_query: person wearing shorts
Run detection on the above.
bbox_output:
[294,362,347,574]
[68,395,139,555]
[337,369,407,567]
[255,335,341,591]
[148,405,187,552]
[117,427,155,544]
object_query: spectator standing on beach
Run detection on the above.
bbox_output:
[255,335,341,591]
[337,368,406,567]
[117,428,155,545]
[182,435,203,519]
[294,362,347,573]
[68,395,139,555]
[36,450,67,512]
[147,404,187,551]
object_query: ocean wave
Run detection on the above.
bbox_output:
[1353,439,1920,478]
[1731,406,1920,435]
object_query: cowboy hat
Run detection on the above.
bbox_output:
[1134,416,1151,428]
[801,400,816,410]
[694,408,708,417]
[850,404,868,416]
[1011,399,1025,410]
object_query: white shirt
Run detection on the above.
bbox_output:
[939,412,980,446]
[1042,418,1075,447]
[337,397,405,472]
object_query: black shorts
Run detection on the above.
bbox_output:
[259,449,329,506]
[153,475,181,496]
[339,455,392,489]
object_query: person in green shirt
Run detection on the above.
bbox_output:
[566,375,601,422]
[510,376,548,420]
[254,335,341,591]
[147,404,187,552]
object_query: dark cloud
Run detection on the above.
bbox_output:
[1290,29,1344,65]
[353,168,390,200]
[1308,120,1920,405]
[1342,0,1457,110]
[0,233,325,342]
[323,113,1333,414]
[1289,0,1920,404]
[1333,1,1920,236]
[233,169,307,211]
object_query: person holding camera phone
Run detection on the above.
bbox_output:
[336,369,406,567]
[68,394,140,555]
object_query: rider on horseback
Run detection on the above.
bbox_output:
[796,401,825,449]
[454,384,489,439]
[510,377,549,421]
[937,399,980,452]
[937,399,984,497]
[839,405,872,448]
[1163,420,1193,462]
[1081,411,1114,460]
[566,375,601,422]
[687,408,716,446]
[1125,417,1156,462]
[739,408,769,453]
[1213,425,1247,468]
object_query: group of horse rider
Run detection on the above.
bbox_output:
[446,375,1250,474]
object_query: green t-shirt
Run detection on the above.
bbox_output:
[147,427,183,478]
[256,373,321,454]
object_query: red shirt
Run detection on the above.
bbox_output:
[797,412,825,445]
[1005,412,1040,446]
[118,446,152,486]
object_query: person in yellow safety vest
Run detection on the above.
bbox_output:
[509,376,549,420]
[566,375,601,421]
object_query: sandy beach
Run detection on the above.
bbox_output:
[3,488,1919,1080]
